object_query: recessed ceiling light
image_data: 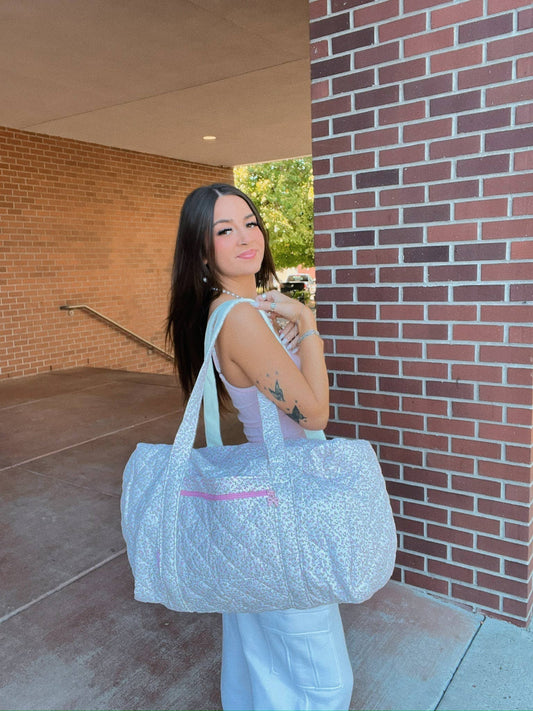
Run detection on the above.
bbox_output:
[203,135,217,141]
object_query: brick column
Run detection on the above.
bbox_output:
[309,0,532,626]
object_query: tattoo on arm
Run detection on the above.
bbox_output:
[268,380,285,402]
[287,405,306,424]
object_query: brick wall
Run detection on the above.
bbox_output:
[309,0,532,625]
[0,127,233,380]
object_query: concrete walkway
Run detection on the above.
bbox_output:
[1,368,532,711]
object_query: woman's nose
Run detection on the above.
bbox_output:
[237,227,249,243]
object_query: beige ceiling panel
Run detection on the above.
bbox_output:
[0,0,311,165]
[27,59,312,166]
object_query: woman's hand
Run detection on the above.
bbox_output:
[254,290,306,326]
[278,319,299,352]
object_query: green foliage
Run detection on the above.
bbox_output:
[234,157,314,269]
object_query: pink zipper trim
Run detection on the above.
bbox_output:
[180,489,279,507]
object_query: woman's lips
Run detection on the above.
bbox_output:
[237,250,257,259]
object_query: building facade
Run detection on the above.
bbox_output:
[309,0,532,625]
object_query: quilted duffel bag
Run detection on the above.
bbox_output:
[121,299,397,613]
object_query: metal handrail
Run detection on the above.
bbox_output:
[59,304,173,361]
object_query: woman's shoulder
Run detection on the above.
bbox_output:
[212,298,273,339]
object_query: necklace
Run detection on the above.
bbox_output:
[213,287,246,300]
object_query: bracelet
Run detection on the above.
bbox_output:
[297,328,321,345]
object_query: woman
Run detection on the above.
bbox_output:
[166,183,354,711]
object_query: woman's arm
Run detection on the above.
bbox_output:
[216,295,329,430]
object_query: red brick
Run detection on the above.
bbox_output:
[334,152,375,172]
[403,360,448,379]
[380,304,425,320]
[505,483,531,505]
[505,521,533,543]
[351,0,400,28]
[452,475,502,498]
[480,304,533,324]
[427,222,477,243]
[459,60,513,90]
[396,550,425,568]
[428,524,474,548]
[314,212,353,230]
[428,560,474,584]
[403,397,449,417]
[404,161,451,184]
[426,342,476,362]
[380,186,426,206]
[380,444,424,466]
[483,262,533,283]
[428,263,478,282]
[354,127,399,150]
[515,150,533,171]
[379,12,427,42]
[431,0,484,28]
[478,573,530,598]
[404,73,453,101]
[428,416,475,437]
[517,55,533,78]
[452,547,501,572]
[380,144,426,167]
[380,101,426,126]
[429,180,479,201]
[453,584,500,610]
[480,345,532,367]
[479,422,531,447]
[427,488,475,511]
[357,209,400,227]
[379,59,426,84]
[451,400,503,422]
[478,535,530,561]
[334,192,376,210]
[354,42,401,70]
[453,323,504,343]
[333,69,375,94]
[483,218,532,240]
[452,437,501,460]
[406,571,449,595]
[357,246,400,265]
[378,226,424,245]
[514,196,533,215]
[404,28,454,57]
[452,511,500,536]
[479,384,531,407]
[431,44,483,73]
[487,32,533,62]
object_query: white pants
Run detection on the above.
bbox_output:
[221,604,354,711]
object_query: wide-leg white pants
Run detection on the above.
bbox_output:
[221,604,353,711]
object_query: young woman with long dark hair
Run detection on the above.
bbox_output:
[166,183,353,710]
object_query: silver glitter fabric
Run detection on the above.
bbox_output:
[121,301,397,614]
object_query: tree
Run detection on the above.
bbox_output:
[234,157,314,269]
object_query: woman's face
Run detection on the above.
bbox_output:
[211,194,265,283]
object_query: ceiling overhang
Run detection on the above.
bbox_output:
[0,0,312,166]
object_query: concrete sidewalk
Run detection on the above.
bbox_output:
[1,368,532,711]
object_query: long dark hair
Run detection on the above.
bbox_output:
[166,183,277,403]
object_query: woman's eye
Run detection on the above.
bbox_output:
[246,221,259,229]
[217,227,232,236]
